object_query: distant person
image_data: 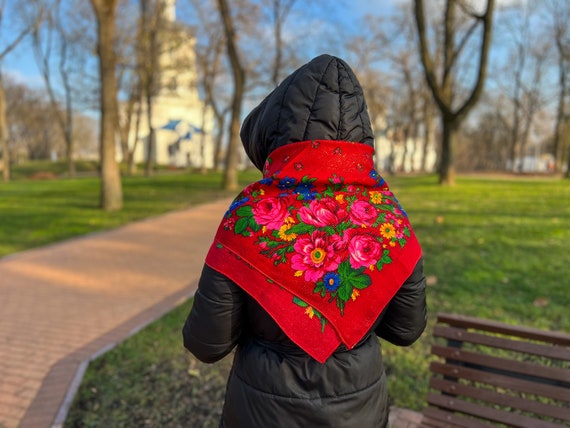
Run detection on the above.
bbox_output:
[183,54,427,428]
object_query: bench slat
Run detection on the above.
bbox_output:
[422,407,495,427]
[433,325,570,361]
[432,344,570,385]
[426,392,564,428]
[437,313,570,346]
[430,361,570,401]
[429,377,570,421]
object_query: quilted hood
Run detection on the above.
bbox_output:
[240,54,374,171]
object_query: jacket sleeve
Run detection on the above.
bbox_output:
[183,264,246,363]
[375,257,427,346]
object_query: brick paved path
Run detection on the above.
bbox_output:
[0,198,232,428]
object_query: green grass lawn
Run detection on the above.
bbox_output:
[0,169,260,257]
[4,169,569,425]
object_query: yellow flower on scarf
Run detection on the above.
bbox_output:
[369,191,382,204]
[380,222,396,240]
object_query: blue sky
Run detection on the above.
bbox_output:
[2,0,525,89]
[2,0,403,86]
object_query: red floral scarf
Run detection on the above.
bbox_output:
[205,140,422,362]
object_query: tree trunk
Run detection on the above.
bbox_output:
[116,91,135,173]
[91,0,123,211]
[199,103,208,173]
[272,0,282,87]
[439,118,458,185]
[414,0,494,185]
[128,99,143,175]
[145,91,154,176]
[0,77,10,182]
[421,97,433,172]
[553,48,566,173]
[217,0,245,191]
[214,112,226,171]
[563,122,570,179]
[60,31,76,177]
[64,83,76,177]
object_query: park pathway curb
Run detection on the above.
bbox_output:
[0,198,232,428]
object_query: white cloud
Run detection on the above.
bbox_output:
[3,69,44,89]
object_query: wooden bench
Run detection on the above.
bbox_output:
[421,312,570,428]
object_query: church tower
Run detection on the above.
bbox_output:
[126,0,215,169]
[163,0,176,22]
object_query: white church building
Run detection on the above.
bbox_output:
[124,0,215,169]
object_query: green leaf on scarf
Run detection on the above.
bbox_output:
[301,175,316,183]
[236,205,253,217]
[337,283,353,302]
[235,217,250,235]
[350,273,371,290]
[248,217,261,232]
[289,222,314,235]
[293,296,308,307]
[336,221,352,233]
[314,281,324,295]
[338,261,371,290]
[337,299,345,316]
[376,249,393,271]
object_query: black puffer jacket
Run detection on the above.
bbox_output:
[183,54,427,428]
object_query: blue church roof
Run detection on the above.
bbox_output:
[161,119,204,135]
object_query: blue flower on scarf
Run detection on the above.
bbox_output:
[278,176,297,190]
[323,272,340,292]
[260,177,273,185]
[294,182,316,200]
[372,174,386,188]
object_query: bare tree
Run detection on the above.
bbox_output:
[459,95,510,171]
[265,0,297,87]
[497,5,547,172]
[414,0,495,185]
[32,0,80,176]
[189,0,229,171]
[90,0,123,211]
[0,1,43,181]
[217,0,245,191]
[347,10,433,174]
[488,3,550,173]
[5,78,61,160]
[197,35,228,172]
[545,0,570,175]
[113,0,139,174]
[138,0,164,176]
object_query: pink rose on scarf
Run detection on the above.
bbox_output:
[252,197,289,230]
[291,231,341,282]
[298,198,347,227]
[348,231,382,269]
[349,200,378,227]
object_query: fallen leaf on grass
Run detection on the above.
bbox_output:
[426,275,438,286]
